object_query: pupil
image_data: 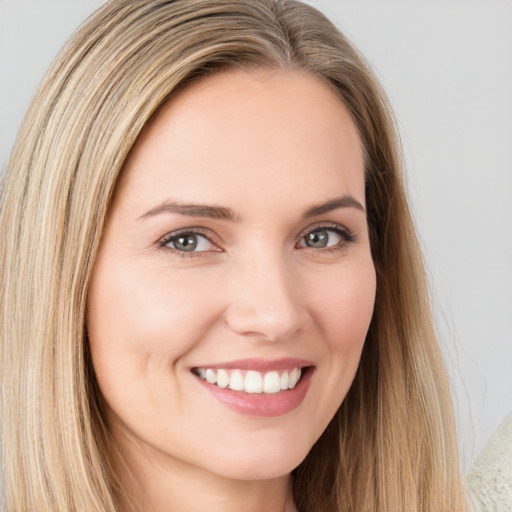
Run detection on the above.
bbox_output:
[306,230,328,248]
[175,235,197,251]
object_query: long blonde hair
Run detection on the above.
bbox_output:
[0,1,466,510]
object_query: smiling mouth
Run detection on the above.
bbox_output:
[191,367,308,394]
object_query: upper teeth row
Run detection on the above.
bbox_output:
[195,367,302,394]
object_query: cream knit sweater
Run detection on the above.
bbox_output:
[466,411,512,512]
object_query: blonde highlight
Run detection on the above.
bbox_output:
[0,1,467,510]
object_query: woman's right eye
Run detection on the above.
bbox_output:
[159,230,220,255]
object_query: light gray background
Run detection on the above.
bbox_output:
[1,0,511,471]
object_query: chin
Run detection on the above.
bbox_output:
[199,436,312,481]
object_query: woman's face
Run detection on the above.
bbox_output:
[87,70,376,481]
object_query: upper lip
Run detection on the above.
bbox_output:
[191,357,314,372]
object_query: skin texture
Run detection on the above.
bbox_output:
[87,70,376,512]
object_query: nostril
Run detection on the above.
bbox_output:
[224,302,311,342]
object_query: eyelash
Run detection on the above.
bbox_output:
[297,223,356,252]
[157,228,220,258]
[157,224,356,258]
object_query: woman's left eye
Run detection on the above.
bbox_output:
[159,231,219,254]
[297,226,354,250]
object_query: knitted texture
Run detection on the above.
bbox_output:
[466,411,512,512]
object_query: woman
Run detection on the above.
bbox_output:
[0,0,467,511]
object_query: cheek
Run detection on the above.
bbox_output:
[307,260,376,408]
[86,262,222,384]
[312,260,376,349]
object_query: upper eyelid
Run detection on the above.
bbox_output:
[158,222,349,241]
[297,222,352,239]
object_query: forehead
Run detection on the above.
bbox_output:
[115,69,365,215]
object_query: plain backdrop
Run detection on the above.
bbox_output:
[1,0,511,472]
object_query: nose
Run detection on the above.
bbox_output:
[223,254,312,342]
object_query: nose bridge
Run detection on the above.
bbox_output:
[225,248,310,341]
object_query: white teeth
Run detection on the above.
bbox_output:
[217,369,229,388]
[280,371,289,389]
[245,371,263,393]
[195,367,304,394]
[263,371,281,394]
[205,369,217,384]
[229,370,245,391]
[288,367,301,388]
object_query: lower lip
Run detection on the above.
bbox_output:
[195,368,314,417]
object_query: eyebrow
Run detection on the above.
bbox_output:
[302,195,366,218]
[137,194,365,222]
[137,201,239,221]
